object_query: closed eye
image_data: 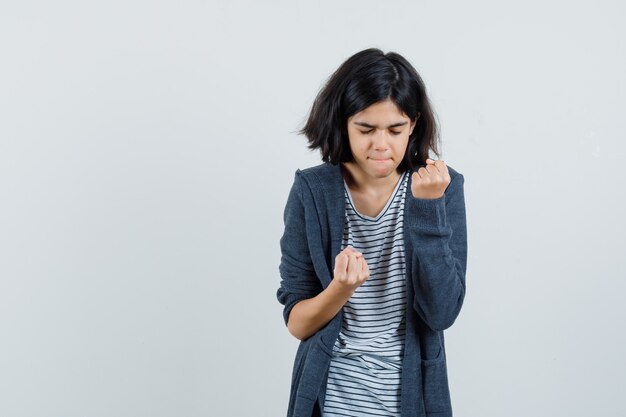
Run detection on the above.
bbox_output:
[361,130,402,135]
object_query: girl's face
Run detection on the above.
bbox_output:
[346,99,416,180]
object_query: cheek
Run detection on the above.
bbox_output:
[348,137,367,152]
[394,138,410,151]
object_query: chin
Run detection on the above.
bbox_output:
[371,166,396,177]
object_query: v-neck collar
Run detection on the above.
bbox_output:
[343,170,407,221]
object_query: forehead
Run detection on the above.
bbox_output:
[349,99,408,122]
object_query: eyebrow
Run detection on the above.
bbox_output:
[353,121,408,129]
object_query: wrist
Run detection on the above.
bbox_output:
[328,279,356,299]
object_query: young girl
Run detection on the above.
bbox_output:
[277,48,468,417]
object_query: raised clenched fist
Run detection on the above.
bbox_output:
[411,158,451,199]
[332,245,370,294]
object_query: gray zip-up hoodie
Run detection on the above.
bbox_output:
[277,161,468,417]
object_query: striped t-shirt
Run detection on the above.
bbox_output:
[322,170,409,417]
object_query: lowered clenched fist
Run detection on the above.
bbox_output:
[332,246,370,294]
[411,158,451,199]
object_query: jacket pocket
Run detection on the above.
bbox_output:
[421,347,452,413]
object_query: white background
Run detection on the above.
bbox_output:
[1,1,625,416]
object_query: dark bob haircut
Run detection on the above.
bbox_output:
[298,48,441,173]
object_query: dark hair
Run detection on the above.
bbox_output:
[297,48,441,172]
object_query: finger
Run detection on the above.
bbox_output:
[425,163,440,176]
[417,166,430,179]
[359,257,368,278]
[348,253,359,281]
[336,253,349,275]
[357,257,365,280]
[434,159,449,175]
[427,159,442,171]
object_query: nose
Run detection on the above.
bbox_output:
[372,130,391,150]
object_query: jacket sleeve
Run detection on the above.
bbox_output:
[276,171,323,327]
[405,172,468,331]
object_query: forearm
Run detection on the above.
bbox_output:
[287,280,353,341]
